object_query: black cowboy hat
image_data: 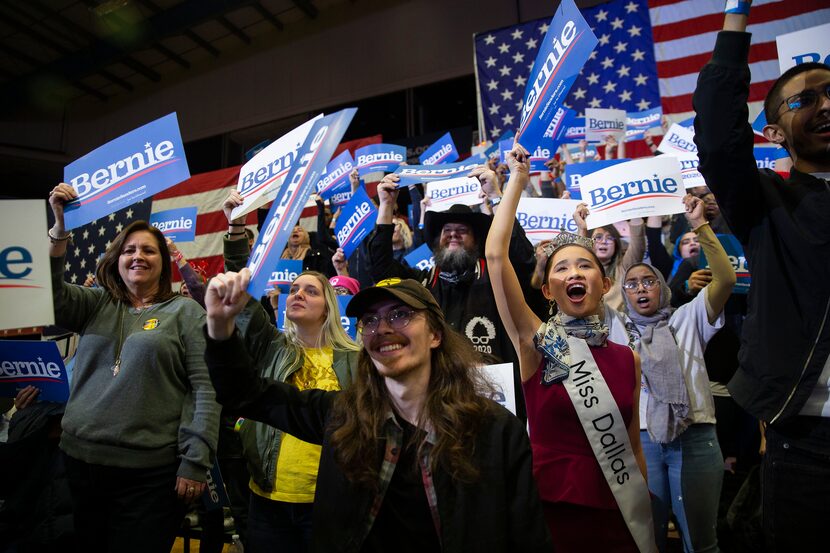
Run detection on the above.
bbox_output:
[423,204,491,249]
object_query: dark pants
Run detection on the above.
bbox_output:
[63,454,186,553]
[247,493,313,553]
[762,416,830,552]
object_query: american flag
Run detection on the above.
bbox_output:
[475,0,660,141]
[475,0,829,143]
[63,200,152,285]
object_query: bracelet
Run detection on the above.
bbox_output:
[226,231,246,237]
[490,196,502,206]
[48,228,71,241]
[172,251,184,263]
[724,0,751,15]
[228,223,246,227]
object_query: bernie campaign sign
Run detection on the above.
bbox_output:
[425,176,482,211]
[246,108,357,297]
[585,108,626,143]
[484,130,514,159]
[564,117,586,141]
[63,113,190,230]
[657,123,697,155]
[275,294,357,339]
[334,186,378,258]
[479,363,517,416]
[328,184,354,209]
[581,156,686,229]
[355,144,406,177]
[754,146,790,169]
[264,259,302,293]
[751,110,767,138]
[516,197,582,245]
[672,153,705,189]
[317,150,355,200]
[420,132,460,165]
[150,206,198,242]
[625,107,663,141]
[0,341,69,403]
[516,0,597,147]
[404,242,435,272]
[776,22,830,74]
[527,144,556,173]
[393,155,487,187]
[231,115,322,220]
[0,200,55,331]
[563,158,629,200]
[699,234,750,294]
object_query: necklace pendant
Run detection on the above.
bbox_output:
[112,361,120,377]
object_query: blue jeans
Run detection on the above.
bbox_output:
[247,493,313,553]
[641,424,723,553]
[763,416,830,552]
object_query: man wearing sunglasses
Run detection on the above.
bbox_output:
[203,273,551,552]
[693,2,830,550]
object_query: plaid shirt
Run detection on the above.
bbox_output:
[361,412,441,546]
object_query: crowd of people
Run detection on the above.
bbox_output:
[2,3,829,552]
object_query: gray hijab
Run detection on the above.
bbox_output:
[622,263,691,444]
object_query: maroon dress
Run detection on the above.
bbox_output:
[523,340,639,552]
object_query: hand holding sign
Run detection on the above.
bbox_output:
[48,183,79,238]
[223,190,245,225]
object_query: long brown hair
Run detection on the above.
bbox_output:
[328,310,497,488]
[95,220,175,305]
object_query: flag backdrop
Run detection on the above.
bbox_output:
[475,0,829,143]
[63,200,152,286]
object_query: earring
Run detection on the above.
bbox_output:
[548,300,557,316]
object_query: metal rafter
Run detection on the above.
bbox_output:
[0,4,134,91]
[82,0,191,69]
[23,0,161,82]
[216,15,251,44]
[292,0,318,19]
[134,0,221,57]
[0,41,107,100]
[253,2,283,31]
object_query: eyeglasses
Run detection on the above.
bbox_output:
[441,225,470,236]
[622,277,659,291]
[774,83,830,121]
[593,234,615,243]
[358,308,419,334]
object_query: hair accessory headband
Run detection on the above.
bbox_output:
[542,232,597,259]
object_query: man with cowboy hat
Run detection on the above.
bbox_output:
[366,169,536,417]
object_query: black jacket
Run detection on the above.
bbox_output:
[205,330,552,553]
[693,31,830,423]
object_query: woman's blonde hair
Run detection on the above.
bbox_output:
[392,217,413,250]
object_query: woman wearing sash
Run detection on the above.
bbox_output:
[616,194,735,553]
[486,144,655,552]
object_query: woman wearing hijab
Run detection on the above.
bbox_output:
[617,195,736,553]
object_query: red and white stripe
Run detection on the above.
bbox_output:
[649,0,830,121]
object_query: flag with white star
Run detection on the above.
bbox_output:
[475,0,659,141]
[63,200,152,286]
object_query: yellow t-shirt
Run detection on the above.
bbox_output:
[250,346,340,503]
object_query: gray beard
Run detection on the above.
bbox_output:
[433,245,478,273]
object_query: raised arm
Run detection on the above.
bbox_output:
[684,195,736,323]
[48,183,105,330]
[645,216,673,280]
[484,145,543,381]
[366,174,423,282]
[692,2,762,245]
[204,270,330,443]
[620,218,646,274]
